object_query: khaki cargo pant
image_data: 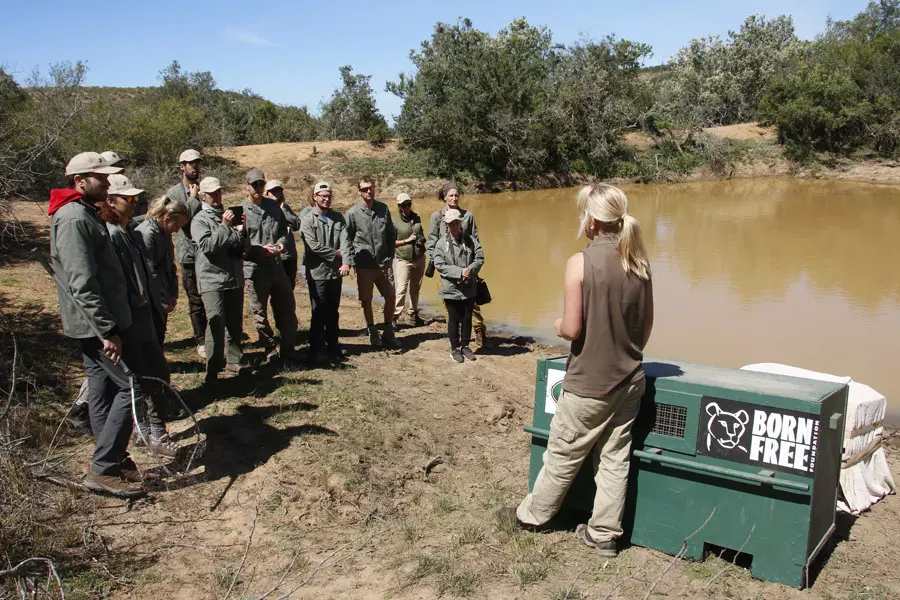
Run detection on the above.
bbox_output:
[517,378,644,541]
[392,255,426,319]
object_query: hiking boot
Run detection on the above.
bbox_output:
[391,318,400,332]
[119,458,143,483]
[461,346,477,361]
[368,327,383,348]
[576,524,617,557]
[381,327,401,350]
[197,344,207,360]
[225,363,248,375]
[83,472,145,498]
[65,400,91,432]
[148,433,179,458]
[413,313,427,327]
[450,348,464,363]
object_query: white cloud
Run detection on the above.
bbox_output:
[224,27,282,48]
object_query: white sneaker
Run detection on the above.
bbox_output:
[197,345,207,359]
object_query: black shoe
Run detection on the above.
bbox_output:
[450,348,464,363]
[461,346,477,361]
[391,318,400,332]
[413,314,427,327]
[327,347,349,362]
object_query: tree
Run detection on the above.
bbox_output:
[318,66,387,140]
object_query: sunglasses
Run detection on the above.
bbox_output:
[358,185,375,192]
[112,195,139,205]
[249,181,266,189]
[400,201,412,207]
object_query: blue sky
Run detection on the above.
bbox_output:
[1,0,866,124]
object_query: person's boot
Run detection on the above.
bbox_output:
[66,400,91,432]
[148,433,179,458]
[391,318,400,332]
[83,472,145,498]
[381,324,401,350]
[367,326,383,348]
[413,312,426,327]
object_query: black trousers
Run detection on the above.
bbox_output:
[180,264,207,346]
[283,257,298,290]
[307,276,342,355]
[81,332,142,475]
[444,298,475,349]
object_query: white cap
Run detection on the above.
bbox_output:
[265,179,284,192]
[100,151,122,166]
[107,174,144,196]
[199,177,222,194]
[396,193,412,204]
[179,149,202,163]
[313,181,332,194]
[442,208,462,224]
[65,152,123,176]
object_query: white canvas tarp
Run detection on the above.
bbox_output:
[741,363,895,514]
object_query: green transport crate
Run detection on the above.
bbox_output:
[526,356,848,589]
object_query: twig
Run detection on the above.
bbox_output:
[422,456,443,480]
[222,483,265,600]
[703,523,756,590]
[562,566,588,599]
[0,557,65,599]
[0,308,18,419]
[602,554,651,600]
[642,507,717,600]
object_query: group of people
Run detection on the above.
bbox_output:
[51,148,489,498]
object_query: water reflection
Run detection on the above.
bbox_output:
[418,179,900,415]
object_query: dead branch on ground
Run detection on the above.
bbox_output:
[642,507,717,600]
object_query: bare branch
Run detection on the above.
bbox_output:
[642,507,717,600]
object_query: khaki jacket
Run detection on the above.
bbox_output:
[300,209,351,280]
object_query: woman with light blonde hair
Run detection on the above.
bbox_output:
[508,183,654,557]
[136,196,190,339]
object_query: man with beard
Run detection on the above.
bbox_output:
[167,149,206,360]
[48,152,144,498]
[104,174,179,458]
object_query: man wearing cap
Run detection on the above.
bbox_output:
[300,181,351,362]
[392,193,427,330]
[192,176,250,385]
[426,181,488,351]
[242,168,301,361]
[264,180,302,289]
[48,152,144,498]
[345,176,400,349]
[104,174,178,457]
[167,149,207,360]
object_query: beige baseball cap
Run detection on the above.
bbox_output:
[265,179,284,192]
[396,192,412,204]
[107,174,144,197]
[313,181,332,194]
[179,149,202,163]
[443,208,462,223]
[65,152,123,176]
[100,150,122,166]
[199,177,222,194]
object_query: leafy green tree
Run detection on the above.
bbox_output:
[319,66,387,140]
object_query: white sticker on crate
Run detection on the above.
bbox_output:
[545,368,565,414]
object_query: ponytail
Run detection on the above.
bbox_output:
[147,195,189,224]
[576,184,650,280]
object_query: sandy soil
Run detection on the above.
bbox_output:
[2,199,898,599]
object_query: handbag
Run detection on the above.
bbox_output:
[475,277,492,305]
[425,259,436,278]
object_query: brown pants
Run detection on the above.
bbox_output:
[516,380,644,541]
[356,265,395,326]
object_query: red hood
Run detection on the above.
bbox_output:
[48,189,84,216]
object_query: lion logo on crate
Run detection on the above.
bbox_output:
[705,402,749,453]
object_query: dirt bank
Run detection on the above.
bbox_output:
[2,200,898,599]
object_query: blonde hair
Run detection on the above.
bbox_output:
[146,195,190,223]
[576,184,650,280]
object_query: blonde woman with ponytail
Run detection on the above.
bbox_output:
[510,183,654,557]
[136,196,190,340]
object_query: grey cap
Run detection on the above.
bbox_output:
[246,168,266,184]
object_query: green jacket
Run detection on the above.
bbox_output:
[107,222,165,343]
[135,218,178,311]
[280,202,303,260]
[241,197,290,282]
[191,204,248,293]
[167,182,202,265]
[426,206,479,259]
[50,200,131,339]
[300,209,351,280]
[432,233,484,301]
[393,210,426,262]
[345,199,396,269]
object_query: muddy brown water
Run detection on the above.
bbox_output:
[416,178,900,419]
